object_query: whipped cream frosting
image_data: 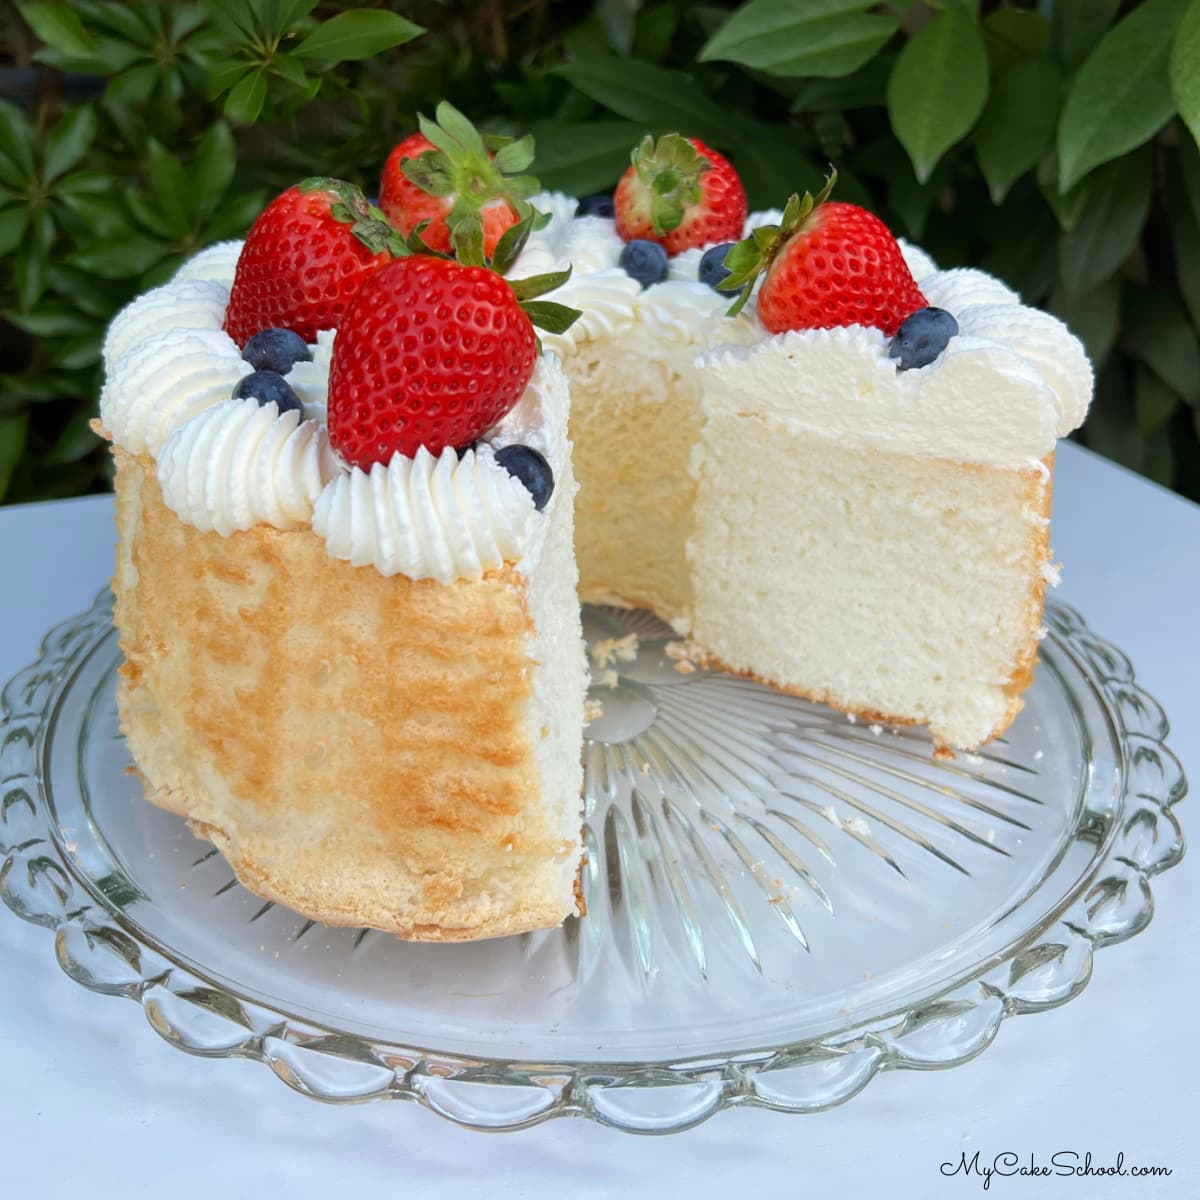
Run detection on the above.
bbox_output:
[312,354,568,583]
[101,183,1091,580]
[100,245,569,584]
[100,327,252,456]
[158,398,341,536]
[518,191,1091,467]
[517,192,770,357]
[172,240,244,285]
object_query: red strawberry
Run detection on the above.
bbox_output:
[723,171,926,336]
[326,249,579,467]
[223,179,401,347]
[378,102,539,259]
[614,134,747,256]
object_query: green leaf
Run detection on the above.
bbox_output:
[1168,158,1200,328]
[1057,0,1187,192]
[266,0,321,37]
[981,7,1049,76]
[16,0,96,57]
[634,4,677,62]
[886,7,989,184]
[521,299,582,335]
[975,61,1061,203]
[1135,366,1180,431]
[202,188,266,241]
[293,10,424,61]
[0,412,31,502]
[979,194,1059,302]
[790,55,892,113]
[1049,276,1121,368]
[0,100,35,179]
[2,301,93,338]
[14,207,53,309]
[72,232,168,278]
[146,139,189,234]
[224,69,268,125]
[0,205,30,257]
[597,0,637,55]
[552,56,745,146]
[106,62,160,106]
[188,121,235,224]
[1123,286,1200,406]
[203,0,260,41]
[529,121,643,194]
[1053,0,1123,70]
[1170,0,1200,151]
[1058,150,1152,295]
[1037,151,1091,232]
[43,105,96,183]
[699,0,898,80]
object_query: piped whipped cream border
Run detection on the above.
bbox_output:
[516,191,1092,468]
[99,250,566,584]
[100,193,1092,575]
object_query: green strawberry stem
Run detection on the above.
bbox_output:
[298,176,410,257]
[402,100,543,243]
[630,133,709,236]
[722,166,838,317]
[405,211,582,343]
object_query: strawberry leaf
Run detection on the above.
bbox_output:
[508,267,572,302]
[450,214,485,267]
[493,134,535,174]
[490,212,538,275]
[521,299,582,335]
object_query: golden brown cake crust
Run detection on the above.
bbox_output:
[110,447,581,941]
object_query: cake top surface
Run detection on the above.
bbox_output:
[98,110,1094,582]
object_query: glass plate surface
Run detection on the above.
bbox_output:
[0,590,1186,1133]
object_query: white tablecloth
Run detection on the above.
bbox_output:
[1,440,1195,1198]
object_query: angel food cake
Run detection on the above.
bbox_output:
[99,107,1091,941]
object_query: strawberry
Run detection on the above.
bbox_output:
[722,170,926,337]
[379,102,540,259]
[614,134,747,256]
[326,218,580,467]
[223,179,403,347]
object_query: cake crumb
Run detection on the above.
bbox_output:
[1033,748,1044,761]
[843,815,870,837]
[590,633,639,669]
[1033,625,1048,641]
[664,638,702,674]
[868,723,883,735]
[1041,559,1062,587]
[593,668,619,689]
[583,698,605,724]
[934,745,956,761]
[846,712,857,724]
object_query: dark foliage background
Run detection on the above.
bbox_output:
[2,0,1198,505]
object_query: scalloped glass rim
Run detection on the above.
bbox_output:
[0,589,1186,1134]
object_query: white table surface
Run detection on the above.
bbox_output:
[0,440,1195,1198]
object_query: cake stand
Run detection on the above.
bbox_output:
[0,590,1185,1133]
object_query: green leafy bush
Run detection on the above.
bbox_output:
[2,0,1198,504]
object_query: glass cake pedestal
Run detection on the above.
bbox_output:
[0,590,1185,1132]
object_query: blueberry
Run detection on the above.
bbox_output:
[619,239,669,289]
[242,328,312,374]
[888,307,959,371]
[576,193,615,219]
[699,242,738,293]
[495,444,555,511]
[233,370,304,416]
